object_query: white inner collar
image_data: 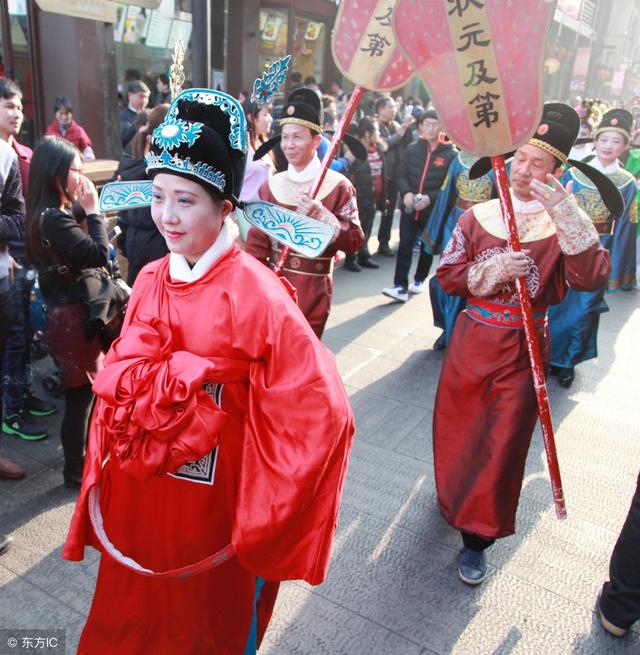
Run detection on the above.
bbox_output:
[590,157,620,175]
[169,221,233,282]
[510,189,545,214]
[288,155,322,183]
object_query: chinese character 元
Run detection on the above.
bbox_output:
[457,22,491,52]
[464,59,497,86]
[375,6,393,27]
[360,33,391,57]
[469,92,501,127]
[447,0,485,17]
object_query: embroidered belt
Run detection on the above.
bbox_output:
[593,220,613,235]
[273,249,334,276]
[455,198,480,211]
[465,298,547,329]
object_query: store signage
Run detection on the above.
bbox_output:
[125,0,162,8]
[34,0,117,22]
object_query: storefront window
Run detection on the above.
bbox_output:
[292,14,326,85]
[114,1,193,106]
[7,0,36,146]
[258,7,289,100]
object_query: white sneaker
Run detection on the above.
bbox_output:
[382,285,409,302]
[408,280,425,294]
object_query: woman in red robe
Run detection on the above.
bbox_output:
[433,104,616,587]
[63,87,355,654]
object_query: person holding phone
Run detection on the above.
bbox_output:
[25,136,109,488]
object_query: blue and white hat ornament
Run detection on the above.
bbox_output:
[250,55,292,107]
[145,88,248,206]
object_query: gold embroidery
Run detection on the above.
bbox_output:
[548,196,599,255]
[456,169,494,203]
[268,169,347,206]
[467,255,510,298]
[574,187,612,223]
[569,166,635,191]
[473,199,557,242]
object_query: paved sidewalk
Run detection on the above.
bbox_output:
[1,240,639,654]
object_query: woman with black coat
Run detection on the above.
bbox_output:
[26,136,107,488]
[115,104,169,285]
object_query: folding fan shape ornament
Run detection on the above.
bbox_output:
[392,0,557,156]
[332,0,414,92]
[251,55,292,106]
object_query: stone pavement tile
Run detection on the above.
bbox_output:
[0,423,65,471]
[349,388,432,451]
[345,352,439,409]
[314,505,640,654]
[260,582,427,655]
[382,332,445,364]
[0,449,51,495]
[0,562,86,651]
[322,335,382,380]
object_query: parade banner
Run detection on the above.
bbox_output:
[393,0,556,156]
[393,0,566,519]
[332,0,414,92]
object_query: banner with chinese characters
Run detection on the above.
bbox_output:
[393,0,557,156]
[332,0,414,92]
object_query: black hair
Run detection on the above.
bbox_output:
[127,80,150,96]
[0,77,22,101]
[304,75,317,86]
[356,116,376,139]
[156,73,169,87]
[53,97,73,114]
[417,109,438,126]
[131,104,169,160]
[375,96,392,114]
[290,71,302,84]
[26,136,81,266]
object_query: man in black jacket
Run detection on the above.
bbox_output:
[382,110,457,302]
[376,96,414,256]
[119,80,150,149]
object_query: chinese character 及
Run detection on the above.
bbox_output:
[457,22,491,52]
[469,92,501,127]
[360,33,391,57]
[464,59,497,86]
[447,0,485,17]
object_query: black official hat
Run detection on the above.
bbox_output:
[146,88,248,207]
[595,108,633,142]
[469,102,624,217]
[254,86,367,162]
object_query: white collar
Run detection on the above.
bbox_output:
[169,222,233,283]
[510,189,545,214]
[287,155,322,183]
[590,157,620,175]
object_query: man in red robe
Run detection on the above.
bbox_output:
[432,104,617,586]
[245,90,364,337]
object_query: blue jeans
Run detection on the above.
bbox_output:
[2,266,34,416]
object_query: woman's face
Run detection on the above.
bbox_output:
[55,108,73,126]
[65,156,83,199]
[151,173,232,265]
[595,131,627,165]
[253,106,273,137]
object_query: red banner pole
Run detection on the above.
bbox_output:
[273,85,365,275]
[490,155,567,520]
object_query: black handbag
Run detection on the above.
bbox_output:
[38,208,130,349]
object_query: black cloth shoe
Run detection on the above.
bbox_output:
[376,244,395,257]
[343,258,362,272]
[0,534,12,556]
[358,257,380,269]
[24,391,56,417]
[558,367,575,388]
[433,332,447,351]
[2,412,48,441]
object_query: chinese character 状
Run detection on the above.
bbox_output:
[469,92,501,128]
[447,0,485,18]
[457,22,491,52]
[360,33,391,57]
[464,59,497,87]
[374,6,393,27]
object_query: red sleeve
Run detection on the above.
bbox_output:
[327,180,365,255]
[77,125,93,150]
[436,210,476,296]
[562,242,611,291]
[232,289,355,585]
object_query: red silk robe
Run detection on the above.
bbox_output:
[63,246,355,654]
[245,169,364,337]
[433,196,610,539]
